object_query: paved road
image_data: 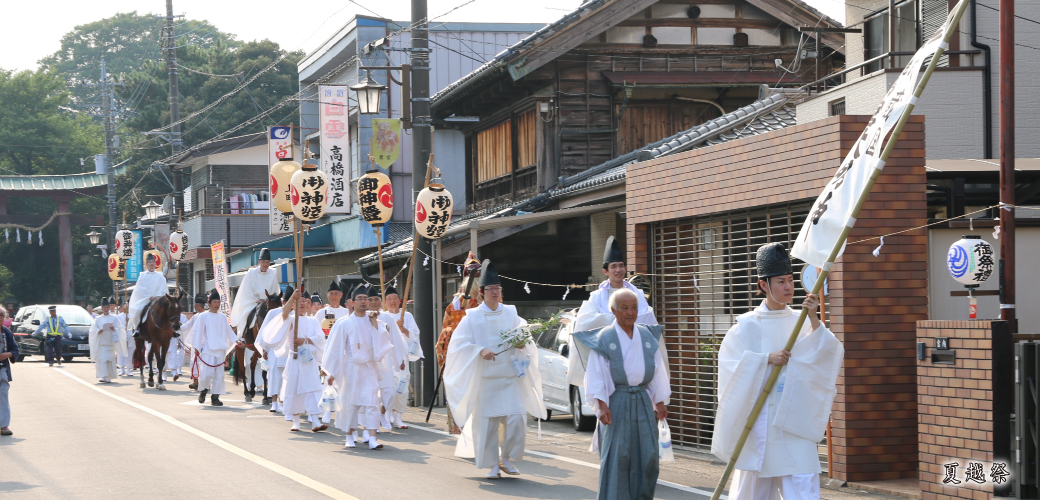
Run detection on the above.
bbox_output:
[0,358,890,500]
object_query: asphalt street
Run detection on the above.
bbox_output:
[0,358,894,500]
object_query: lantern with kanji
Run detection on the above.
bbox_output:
[415,183,453,240]
[321,314,336,336]
[114,228,135,260]
[169,228,188,261]
[947,235,994,286]
[289,160,329,224]
[357,169,393,226]
[270,158,302,215]
[107,254,126,281]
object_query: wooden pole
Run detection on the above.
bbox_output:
[292,218,301,359]
[398,153,435,323]
[376,227,386,299]
[709,3,968,497]
[998,0,1016,333]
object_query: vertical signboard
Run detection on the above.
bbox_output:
[268,126,293,235]
[319,85,350,214]
[126,230,144,282]
[210,240,232,320]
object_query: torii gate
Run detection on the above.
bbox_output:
[0,164,126,304]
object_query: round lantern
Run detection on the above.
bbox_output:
[114,228,135,260]
[947,235,994,286]
[321,314,336,336]
[415,183,453,240]
[107,254,126,281]
[169,229,189,261]
[270,158,302,215]
[357,169,393,227]
[290,160,329,224]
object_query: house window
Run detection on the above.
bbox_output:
[475,108,538,183]
[830,99,846,116]
[863,1,920,73]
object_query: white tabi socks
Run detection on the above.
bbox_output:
[500,458,520,476]
[486,464,501,479]
[290,415,301,431]
[345,434,356,448]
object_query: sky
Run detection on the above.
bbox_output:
[1,0,845,73]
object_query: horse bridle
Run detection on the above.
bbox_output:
[148,296,180,332]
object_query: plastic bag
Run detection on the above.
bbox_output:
[396,377,408,394]
[319,385,338,413]
[512,358,529,378]
[260,356,269,371]
[297,345,314,363]
[659,419,674,462]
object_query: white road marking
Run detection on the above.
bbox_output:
[405,420,726,498]
[54,368,359,500]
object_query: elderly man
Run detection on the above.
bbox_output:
[88,297,127,383]
[575,237,657,333]
[711,243,842,500]
[0,308,18,436]
[127,253,167,335]
[35,305,70,367]
[230,248,279,333]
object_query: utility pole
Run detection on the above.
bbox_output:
[165,0,184,219]
[94,56,120,298]
[410,0,435,406]
[999,0,1016,333]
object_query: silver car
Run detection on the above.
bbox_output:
[534,309,597,431]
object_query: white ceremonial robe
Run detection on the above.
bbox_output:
[256,308,288,400]
[376,311,409,416]
[385,309,423,415]
[183,311,238,395]
[263,314,326,417]
[322,314,359,431]
[89,314,127,380]
[444,302,546,469]
[229,266,280,331]
[711,302,843,484]
[164,313,188,374]
[127,271,168,330]
[342,315,394,431]
[116,312,133,369]
[316,305,351,325]
[575,280,657,333]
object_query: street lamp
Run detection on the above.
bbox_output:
[87,230,101,245]
[351,73,386,115]
[141,200,161,220]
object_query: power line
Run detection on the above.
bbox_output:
[175,63,242,78]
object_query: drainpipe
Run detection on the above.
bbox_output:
[970,0,993,158]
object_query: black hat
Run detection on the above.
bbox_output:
[756,243,793,280]
[328,280,341,292]
[117,297,124,306]
[351,284,369,300]
[366,284,382,299]
[281,285,295,304]
[384,285,399,297]
[479,259,500,288]
[101,297,111,307]
[259,248,271,261]
[311,294,322,305]
[194,292,207,305]
[145,253,157,263]
[602,236,625,269]
[208,289,221,302]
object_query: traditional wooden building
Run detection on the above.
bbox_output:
[430,0,845,212]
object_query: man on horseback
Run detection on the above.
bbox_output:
[127,253,168,336]
[230,248,279,334]
[184,289,241,406]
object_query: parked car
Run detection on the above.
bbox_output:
[11,305,94,362]
[534,309,597,431]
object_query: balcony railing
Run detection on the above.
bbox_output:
[182,209,273,251]
[471,165,538,212]
[799,50,983,96]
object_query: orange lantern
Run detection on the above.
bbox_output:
[290,160,329,224]
[357,169,393,226]
[415,183,453,240]
[107,254,126,281]
[270,158,302,215]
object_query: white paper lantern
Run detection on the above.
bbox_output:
[321,314,336,336]
[290,160,329,224]
[169,229,189,261]
[947,235,994,286]
[415,183,453,240]
[270,158,302,215]
[357,169,393,227]
[114,228,135,260]
[107,254,126,281]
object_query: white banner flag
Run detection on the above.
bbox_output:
[319,85,350,214]
[792,15,954,268]
[268,126,293,235]
[211,240,232,321]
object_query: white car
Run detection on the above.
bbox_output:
[534,309,597,431]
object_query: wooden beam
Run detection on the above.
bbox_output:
[655,0,741,3]
[617,18,784,29]
[744,0,845,54]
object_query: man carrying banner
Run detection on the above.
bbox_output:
[710,243,842,499]
[230,248,279,334]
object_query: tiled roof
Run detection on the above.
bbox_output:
[0,160,129,192]
[602,71,805,86]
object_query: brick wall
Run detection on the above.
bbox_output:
[916,320,1012,500]
[626,115,929,481]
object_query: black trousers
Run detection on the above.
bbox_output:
[44,336,63,364]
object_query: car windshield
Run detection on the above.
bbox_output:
[55,306,93,326]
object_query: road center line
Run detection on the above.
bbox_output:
[404,420,725,498]
[54,369,358,500]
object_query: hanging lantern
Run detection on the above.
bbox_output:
[144,249,165,273]
[107,254,126,281]
[947,235,994,286]
[414,183,453,240]
[290,160,329,224]
[321,314,336,336]
[114,227,135,260]
[270,158,302,215]
[357,169,393,226]
[169,228,189,261]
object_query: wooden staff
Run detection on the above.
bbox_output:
[292,217,302,359]
[398,149,435,328]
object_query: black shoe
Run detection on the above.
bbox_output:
[173,332,180,338]
[198,389,208,404]
[132,331,140,339]
[188,382,198,390]
[211,394,223,407]
[262,397,272,406]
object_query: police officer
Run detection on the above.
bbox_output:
[35,306,70,367]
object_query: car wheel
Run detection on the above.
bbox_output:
[63,356,74,363]
[571,386,596,432]
[540,410,552,422]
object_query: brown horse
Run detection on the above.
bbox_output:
[134,291,185,390]
[233,290,281,402]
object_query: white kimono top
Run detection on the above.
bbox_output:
[127,271,167,328]
[386,310,424,362]
[229,266,280,330]
[574,280,657,333]
[89,313,128,362]
[183,311,238,357]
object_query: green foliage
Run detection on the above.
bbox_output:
[0,264,12,301]
[528,309,568,342]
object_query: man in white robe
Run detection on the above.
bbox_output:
[115,300,133,376]
[257,286,293,412]
[444,260,546,478]
[127,254,168,334]
[575,236,657,333]
[383,285,423,429]
[366,286,409,431]
[88,297,127,383]
[180,293,207,390]
[184,290,241,406]
[316,280,350,333]
[711,243,843,500]
[229,248,279,333]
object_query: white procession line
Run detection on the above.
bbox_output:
[53,368,359,500]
